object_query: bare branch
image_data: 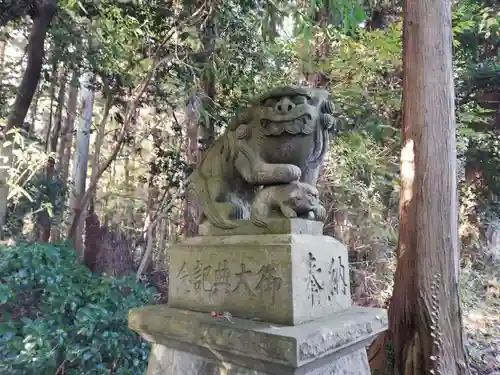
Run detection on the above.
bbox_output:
[136,193,179,281]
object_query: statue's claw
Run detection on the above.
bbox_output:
[313,204,327,222]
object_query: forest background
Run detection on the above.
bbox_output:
[0,0,498,374]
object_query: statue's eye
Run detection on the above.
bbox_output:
[265,98,277,107]
[291,95,307,105]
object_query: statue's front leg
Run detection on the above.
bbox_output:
[236,143,301,185]
[311,204,327,222]
[299,166,320,186]
[278,203,298,219]
[299,167,327,222]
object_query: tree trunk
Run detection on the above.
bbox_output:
[5,0,57,130]
[44,51,58,152]
[34,66,67,242]
[58,71,79,179]
[183,99,201,237]
[0,32,7,74]
[136,197,176,281]
[0,0,57,238]
[51,71,79,241]
[369,0,470,374]
[139,126,162,273]
[68,85,115,250]
[28,81,41,133]
[80,91,109,258]
[182,18,217,237]
[69,72,94,255]
[86,81,112,213]
[124,153,135,232]
[157,216,167,270]
[136,214,158,282]
[50,59,69,153]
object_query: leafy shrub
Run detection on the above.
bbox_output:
[0,242,156,375]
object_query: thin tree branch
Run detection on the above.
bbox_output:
[136,193,179,281]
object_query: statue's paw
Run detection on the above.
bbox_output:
[251,216,269,228]
[278,165,301,180]
[281,205,298,219]
[313,205,327,222]
[289,165,302,180]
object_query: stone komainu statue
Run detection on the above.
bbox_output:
[187,86,336,229]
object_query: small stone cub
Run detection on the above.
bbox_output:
[250,181,323,228]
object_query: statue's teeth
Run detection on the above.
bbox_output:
[271,124,280,134]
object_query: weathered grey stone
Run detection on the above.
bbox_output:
[167,232,351,325]
[249,182,325,228]
[128,305,388,369]
[146,343,371,375]
[186,86,336,230]
[199,218,324,236]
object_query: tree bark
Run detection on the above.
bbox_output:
[0,0,57,238]
[51,70,79,241]
[136,196,176,281]
[0,33,7,74]
[182,18,217,237]
[157,216,167,270]
[34,66,67,242]
[183,98,201,237]
[44,50,58,152]
[78,79,112,250]
[6,0,57,130]
[58,71,79,180]
[369,0,470,374]
[69,72,94,255]
[28,81,41,133]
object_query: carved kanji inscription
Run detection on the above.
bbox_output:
[305,252,324,306]
[327,255,348,301]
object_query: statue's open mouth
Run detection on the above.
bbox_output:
[261,114,314,136]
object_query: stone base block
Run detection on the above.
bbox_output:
[128,305,388,375]
[199,218,324,237]
[146,343,370,375]
[168,229,351,325]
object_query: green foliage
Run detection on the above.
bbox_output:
[325,23,402,142]
[303,22,402,268]
[0,242,156,375]
[3,130,68,237]
[213,5,298,129]
[323,132,399,254]
[453,0,500,219]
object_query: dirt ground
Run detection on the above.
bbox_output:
[462,263,500,375]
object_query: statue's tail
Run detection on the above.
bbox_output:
[249,206,270,229]
[187,173,239,230]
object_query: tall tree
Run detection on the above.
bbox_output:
[51,70,79,241]
[182,13,218,238]
[0,0,58,237]
[69,71,94,254]
[370,0,470,373]
[33,64,67,242]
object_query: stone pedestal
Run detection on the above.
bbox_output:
[128,219,388,374]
